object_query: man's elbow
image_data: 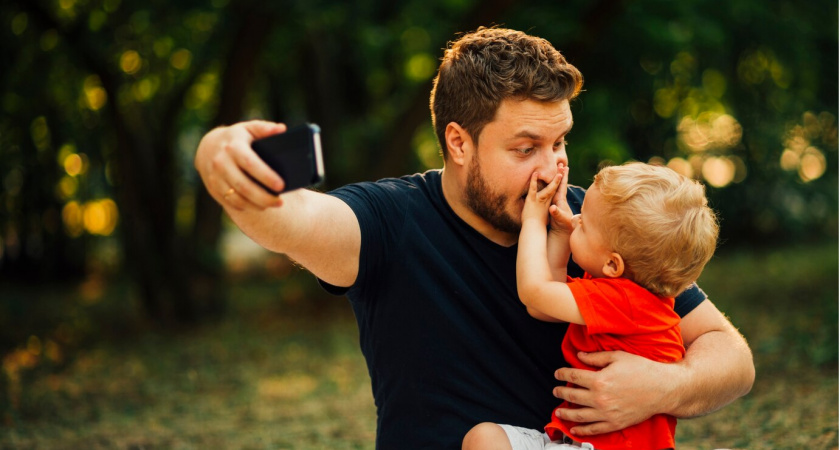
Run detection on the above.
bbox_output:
[722,324,756,398]
[736,340,756,398]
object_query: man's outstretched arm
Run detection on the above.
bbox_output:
[194,120,361,288]
[552,299,754,436]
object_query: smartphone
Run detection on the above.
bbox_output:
[251,123,325,194]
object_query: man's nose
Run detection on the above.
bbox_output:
[536,147,559,183]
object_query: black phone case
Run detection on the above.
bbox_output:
[251,123,324,194]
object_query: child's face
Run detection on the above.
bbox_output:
[569,183,616,277]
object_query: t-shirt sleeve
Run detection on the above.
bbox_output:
[674,283,707,318]
[568,277,634,335]
[318,180,409,298]
[567,277,678,335]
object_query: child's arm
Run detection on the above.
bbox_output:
[517,170,585,325]
[546,164,575,281]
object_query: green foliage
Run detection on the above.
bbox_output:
[502,0,838,244]
[0,0,837,309]
[700,240,839,370]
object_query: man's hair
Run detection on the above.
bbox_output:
[594,162,719,298]
[430,27,584,158]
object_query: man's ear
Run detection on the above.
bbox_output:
[602,253,625,278]
[444,122,472,166]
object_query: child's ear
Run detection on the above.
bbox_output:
[602,253,625,278]
[444,122,473,166]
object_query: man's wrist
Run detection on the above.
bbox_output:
[660,359,691,417]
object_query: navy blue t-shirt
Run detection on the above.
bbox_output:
[321,169,706,449]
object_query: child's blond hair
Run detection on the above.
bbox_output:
[593,162,719,297]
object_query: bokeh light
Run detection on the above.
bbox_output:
[30,116,51,151]
[62,201,84,237]
[83,199,119,236]
[63,153,83,176]
[120,50,142,75]
[666,157,694,178]
[83,75,107,110]
[702,157,736,188]
[61,199,119,237]
[405,53,436,82]
[132,77,159,102]
[56,176,78,200]
[780,111,836,183]
[799,147,827,182]
[11,13,28,36]
[677,112,743,153]
[185,73,218,110]
[170,49,192,70]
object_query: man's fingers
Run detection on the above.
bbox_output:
[225,171,283,209]
[552,384,595,407]
[576,351,621,369]
[222,190,267,212]
[555,366,598,388]
[216,124,286,207]
[211,149,281,209]
[243,120,287,140]
[554,404,601,424]
[568,421,618,437]
[229,140,285,193]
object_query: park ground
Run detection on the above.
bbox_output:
[1,240,837,449]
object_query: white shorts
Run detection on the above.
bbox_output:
[498,424,595,450]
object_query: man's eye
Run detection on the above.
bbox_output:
[554,140,568,150]
[518,147,534,155]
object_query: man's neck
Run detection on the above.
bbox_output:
[440,168,519,247]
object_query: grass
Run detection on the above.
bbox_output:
[1,241,837,449]
[675,240,838,449]
[1,277,378,449]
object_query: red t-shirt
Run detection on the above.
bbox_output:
[544,274,685,450]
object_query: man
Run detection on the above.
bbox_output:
[194,27,754,449]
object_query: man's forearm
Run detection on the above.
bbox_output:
[668,322,755,418]
[552,301,754,436]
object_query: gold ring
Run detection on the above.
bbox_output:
[224,187,236,198]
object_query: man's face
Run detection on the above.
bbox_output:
[465,98,573,234]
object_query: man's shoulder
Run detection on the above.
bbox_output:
[336,169,440,192]
[566,184,586,211]
[326,170,442,212]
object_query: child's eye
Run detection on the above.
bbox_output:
[554,140,569,150]
[517,147,535,155]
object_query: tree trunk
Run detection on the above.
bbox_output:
[20,0,276,326]
[185,7,278,321]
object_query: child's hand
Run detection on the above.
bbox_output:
[549,164,574,235]
[522,171,562,226]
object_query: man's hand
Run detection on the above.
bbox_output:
[194,120,288,211]
[552,351,681,436]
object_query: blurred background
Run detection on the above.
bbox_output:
[1,0,837,448]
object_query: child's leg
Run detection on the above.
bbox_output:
[463,422,550,450]
[463,423,513,450]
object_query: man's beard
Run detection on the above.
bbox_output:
[465,156,522,234]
